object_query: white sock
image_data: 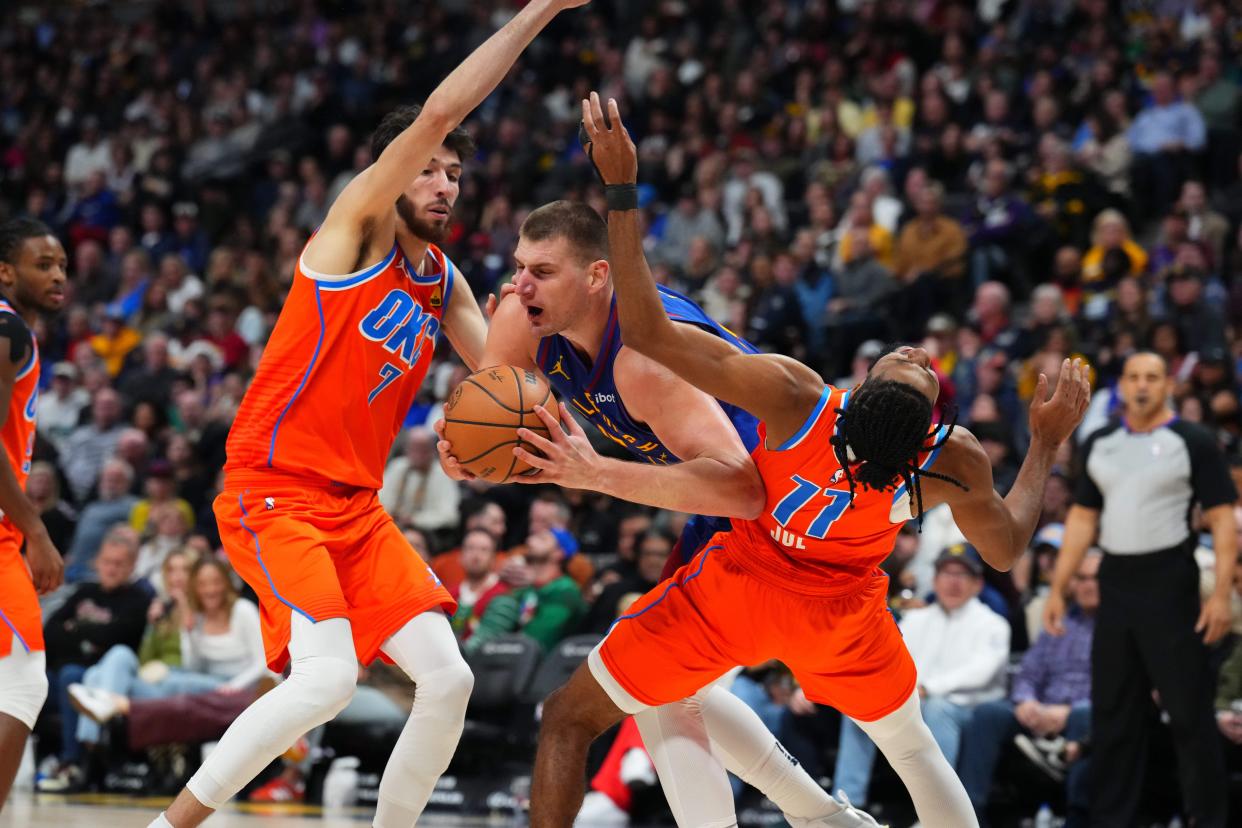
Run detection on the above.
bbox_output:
[372,611,473,828]
[854,691,977,828]
[186,615,358,809]
[699,685,840,820]
[147,813,173,828]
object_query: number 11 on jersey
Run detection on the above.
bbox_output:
[771,474,851,542]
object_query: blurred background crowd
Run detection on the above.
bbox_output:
[3,0,1242,825]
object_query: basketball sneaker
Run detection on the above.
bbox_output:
[788,791,886,827]
[1014,734,1068,781]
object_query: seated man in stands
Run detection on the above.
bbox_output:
[582,528,673,635]
[958,550,1099,826]
[449,528,511,642]
[463,528,586,654]
[38,528,149,791]
[833,544,1011,808]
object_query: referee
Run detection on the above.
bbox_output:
[1044,351,1237,827]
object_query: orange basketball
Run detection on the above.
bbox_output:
[442,366,554,483]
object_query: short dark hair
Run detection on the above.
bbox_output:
[520,201,609,265]
[371,104,476,164]
[0,218,54,264]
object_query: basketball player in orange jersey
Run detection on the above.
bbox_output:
[438,203,881,826]
[0,219,67,812]
[527,95,1094,828]
[150,3,591,827]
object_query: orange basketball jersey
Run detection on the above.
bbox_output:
[225,242,456,490]
[0,299,38,545]
[727,385,948,595]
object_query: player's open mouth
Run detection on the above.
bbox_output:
[526,305,544,322]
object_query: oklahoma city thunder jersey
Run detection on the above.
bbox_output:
[727,385,949,595]
[0,299,38,546]
[225,242,455,490]
[535,285,760,558]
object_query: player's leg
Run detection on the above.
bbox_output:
[532,659,630,828]
[156,486,359,827]
[0,643,48,809]
[372,610,473,828]
[851,691,976,828]
[160,614,358,827]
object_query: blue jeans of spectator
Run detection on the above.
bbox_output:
[728,675,787,797]
[75,644,225,745]
[834,696,974,805]
[958,699,1091,823]
[50,663,87,764]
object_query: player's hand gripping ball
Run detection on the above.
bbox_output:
[442,366,553,483]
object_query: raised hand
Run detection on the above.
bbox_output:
[1028,358,1091,449]
[580,92,637,185]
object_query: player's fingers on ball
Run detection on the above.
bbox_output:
[513,446,550,469]
[561,402,585,435]
[517,427,556,453]
[531,404,561,432]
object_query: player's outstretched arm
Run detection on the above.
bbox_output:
[0,332,61,594]
[941,359,1091,571]
[311,0,589,272]
[581,93,823,446]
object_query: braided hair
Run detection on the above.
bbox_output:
[0,218,53,264]
[829,378,968,527]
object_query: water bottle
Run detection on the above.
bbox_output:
[323,756,360,809]
[1034,803,1054,828]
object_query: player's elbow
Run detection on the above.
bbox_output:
[413,96,458,134]
[729,462,766,521]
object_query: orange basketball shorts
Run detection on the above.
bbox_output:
[215,470,456,672]
[0,530,43,658]
[593,531,917,723]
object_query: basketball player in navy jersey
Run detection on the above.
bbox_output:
[436,200,879,827]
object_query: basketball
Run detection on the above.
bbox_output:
[442,366,554,483]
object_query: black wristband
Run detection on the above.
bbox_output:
[605,183,638,212]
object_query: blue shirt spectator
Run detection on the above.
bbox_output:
[1127,73,1207,155]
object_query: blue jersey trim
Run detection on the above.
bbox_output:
[238,495,316,623]
[891,424,950,504]
[440,258,455,331]
[268,283,326,467]
[0,608,31,653]
[303,245,396,291]
[773,386,832,451]
[608,545,720,632]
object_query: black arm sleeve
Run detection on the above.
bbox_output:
[1072,426,1112,509]
[0,312,31,366]
[1171,421,1238,510]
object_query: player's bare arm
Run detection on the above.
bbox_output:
[304,0,590,275]
[581,93,824,446]
[927,359,1091,571]
[511,347,765,518]
[441,268,489,371]
[0,333,61,594]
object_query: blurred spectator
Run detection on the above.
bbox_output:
[963,160,1032,291]
[28,460,77,556]
[36,362,90,454]
[118,333,183,412]
[959,550,1099,825]
[64,462,139,583]
[39,530,148,791]
[1128,72,1207,218]
[1081,210,1147,288]
[448,529,510,642]
[432,499,508,594]
[61,388,126,503]
[582,528,674,635]
[463,529,586,654]
[1177,180,1230,270]
[834,545,1010,806]
[1166,267,1228,354]
[379,427,460,532]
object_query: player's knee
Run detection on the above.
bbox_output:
[296,655,358,718]
[414,658,474,714]
[0,655,49,730]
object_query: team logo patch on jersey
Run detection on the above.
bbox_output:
[429,285,443,309]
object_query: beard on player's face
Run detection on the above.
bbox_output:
[396,194,452,244]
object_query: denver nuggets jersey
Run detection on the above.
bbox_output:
[225,242,454,490]
[536,285,760,463]
[0,299,38,545]
[728,385,949,595]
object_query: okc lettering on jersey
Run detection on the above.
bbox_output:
[570,391,667,462]
[358,289,441,370]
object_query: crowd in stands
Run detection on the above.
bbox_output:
[3,0,1242,823]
